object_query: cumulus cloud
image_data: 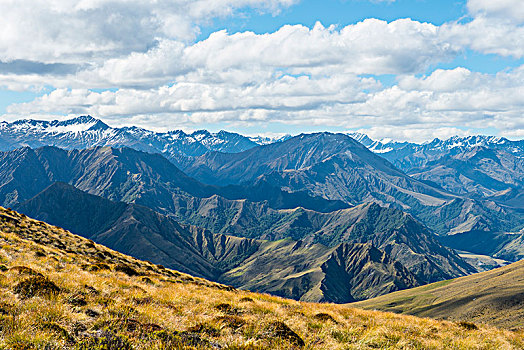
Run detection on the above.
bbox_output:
[7,64,524,142]
[7,73,377,117]
[0,19,460,90]
[1,0,524,142]
[467,0,524,23]
[442,17,524,58]
[0,0,296,64]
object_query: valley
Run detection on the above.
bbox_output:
[0,116,522,323]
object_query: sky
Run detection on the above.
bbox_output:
[0,0,523,141]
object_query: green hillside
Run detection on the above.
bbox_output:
[353,259,524,330]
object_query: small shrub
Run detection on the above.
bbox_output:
[187,323,221,337]
[314,313,337,323]
[215,303,239,314]
[0,264,8,272]
[180,275,195,282]
[0,301,14,315]
[9,266,43,276]
[85,309,100,318]
[457,321,478,330]
[82,264,98,271]
[151,330,172,342]
[213,284,236,291]
[132,296,154,305]
[331,329,357,343]
[141,276,154,285]
[97,318,163,338]
[75,330,132,350]
[67,293,88,307]
[307,322,323,331]
[34,250,46,257]
[114,264,140,276]
[224,345,262,350]
[39,322,74,343]
[265,321,304,347]
[71,321,88,336]
[83,284,100,295]
[84,263,111,272]
[215,316,246,330]
[108,306,138,319]
[96,263,111,270]
[121,318,142,333]
[140,322,163,335]
[13,276,60,298]
[240,297,254,303]
[172,330,214,348]
[5,334,50,350]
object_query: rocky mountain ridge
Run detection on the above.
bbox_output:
[15,182,426,303]
[0,116,276,161]
[181,132,524,236]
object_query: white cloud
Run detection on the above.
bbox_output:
[0,19,460,91]
[467,0,524,23]
[6,65,524,142]
[441,17,524,58]
[7,73,377,117]
[1,0,524,142]
[0,0,296,64]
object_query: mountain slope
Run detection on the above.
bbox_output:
[357,134,524,202]
[18,182,474,286]
[0,145,346,214]
[182,132,524,235]
[0,146,475,287]
[407,147,524,200]
[439,229,524,262]
[353,259,524,330]
[224,240,419,303]
[0,207,520,348]
[171,194,475,283]
[183,132,450,202]
[15,182,222,279]
[16,182,424,303]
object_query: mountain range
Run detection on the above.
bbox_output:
[0,116,523,305]
[16,182,425,303]
[1,115,521,208]
[181,132,524,236]
[353,133,524,200]
[0,116,288,164]
[2,146,472,300]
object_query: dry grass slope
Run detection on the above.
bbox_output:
[0,206,522,349]
[353,259,524,331]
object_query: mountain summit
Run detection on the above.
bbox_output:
[0,116,261,159]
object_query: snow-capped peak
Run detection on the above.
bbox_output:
[6,115,109,134]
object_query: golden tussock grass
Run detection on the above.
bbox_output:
[0,207,522,349]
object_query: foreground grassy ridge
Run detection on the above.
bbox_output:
[352,259,524,330]
[0,207,522,349]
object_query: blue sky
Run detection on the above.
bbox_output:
[1,0,523,141]
[199,0,468,38]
